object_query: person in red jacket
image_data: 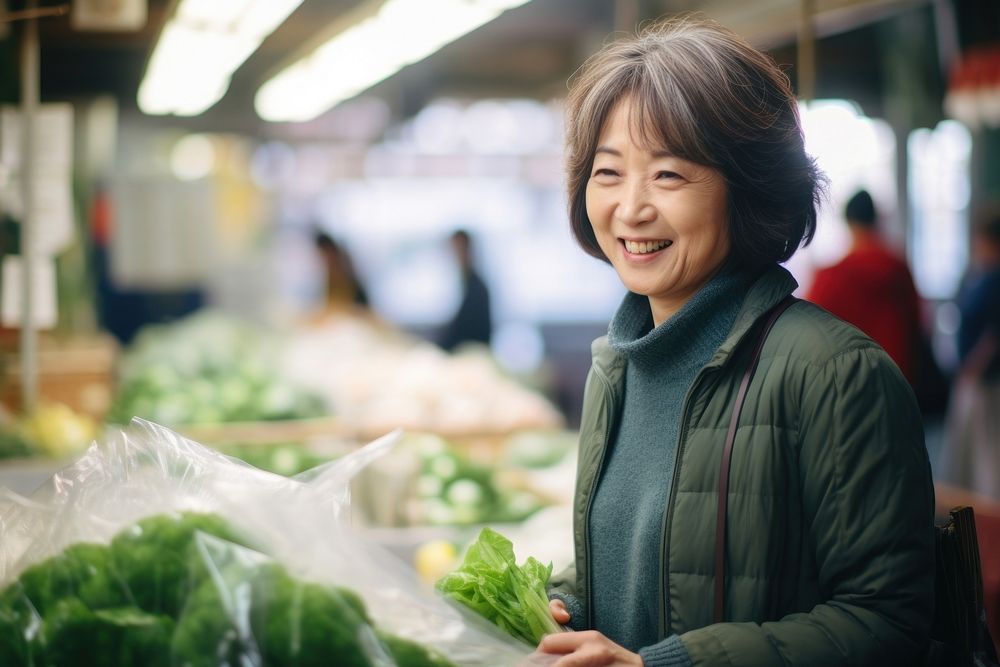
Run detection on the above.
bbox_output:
[807,190,922,382]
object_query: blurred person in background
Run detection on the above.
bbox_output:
[313,230,369,315]
[806,190,921,382]
[956,206,1000,366]
[805,190,948,416]
[541,16,934,667]
[940,206,1000,498]
[439,229,492,351]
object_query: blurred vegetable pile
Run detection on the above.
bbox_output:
[283,319,564,435]
[217,442,340,477]
[106,312,328,426]
[0,511,452,666]
[405,435,546,526]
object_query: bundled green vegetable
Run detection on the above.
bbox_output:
[0,512,244,666]
[0,511,453,666]
[436,527,563,646]
[173,559,453,667]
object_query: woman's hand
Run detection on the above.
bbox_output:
[538,630,644,666]
[549,598,571,625]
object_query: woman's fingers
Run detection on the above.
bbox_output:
[549,598,571,624]
[539,630,600,654]
[538,631,643,667]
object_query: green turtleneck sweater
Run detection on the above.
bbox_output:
[588,269,752,666]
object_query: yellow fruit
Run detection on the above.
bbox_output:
[414,539,458,584]
[18,402,98,458]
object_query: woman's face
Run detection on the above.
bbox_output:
[585,98,731,325]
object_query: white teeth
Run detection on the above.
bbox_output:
[624,239,670,254]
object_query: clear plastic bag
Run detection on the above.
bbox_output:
[0,418,555,666]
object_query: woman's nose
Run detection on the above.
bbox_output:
[615,182,656,226]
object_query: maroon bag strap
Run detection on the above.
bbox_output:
[713,295,797,624]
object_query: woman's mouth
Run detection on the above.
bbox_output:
[623,239,672,255]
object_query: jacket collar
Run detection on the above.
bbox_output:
[707,264,798,367]
[590,264,798,382]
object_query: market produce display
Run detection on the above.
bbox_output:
[437,527,563,646]
[0,419,548,667]
[106,312,328,426]
[282,317,563,436]
[217,441,340,477]
[407,434,547,526]
[0,511,454,666]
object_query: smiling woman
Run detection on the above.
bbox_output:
[540,14,937,667]
[585,98,731,325]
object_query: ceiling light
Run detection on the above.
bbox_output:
[138,0,304,117]
[255,0,534,123]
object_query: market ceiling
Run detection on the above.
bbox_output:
[0,0,933,139]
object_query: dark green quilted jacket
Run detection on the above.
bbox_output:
[549,264,936,666]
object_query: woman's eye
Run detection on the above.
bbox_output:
[656,170,681,180]
[593,168,618,177]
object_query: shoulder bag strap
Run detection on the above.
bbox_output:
[714,294,798,624]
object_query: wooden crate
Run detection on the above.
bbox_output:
[0,334,118,419]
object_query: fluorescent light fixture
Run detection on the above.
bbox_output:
[138,0,304,116]
[255,0,533,123]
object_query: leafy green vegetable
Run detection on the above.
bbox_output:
[0,511,453,665]
[42,598,174,667]
[110,511,247,617]
[168,570,246,667]
[17,542,127,617]
[2,546,179,666]
[0,585,41,665]
[173,560,453,667]
[378,631,456,667]
[254,564,375,667]
[436,527,562,646]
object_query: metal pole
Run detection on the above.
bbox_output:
[0,4,69,22]
[798,0,816,103]
[19,1,38,414]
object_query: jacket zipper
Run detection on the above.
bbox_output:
[583,370,617,631]
[658,368,713,640]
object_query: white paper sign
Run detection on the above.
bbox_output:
[0,104,73,172]
[1,255,58,329]
[0,105,76,256]
[0,175,75,256]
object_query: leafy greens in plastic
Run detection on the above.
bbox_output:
[436,527,563,646]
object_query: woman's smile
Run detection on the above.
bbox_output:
[621,238,673,257]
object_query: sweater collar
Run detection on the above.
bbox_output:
[607,268,755,369]
[592,264,799,379]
